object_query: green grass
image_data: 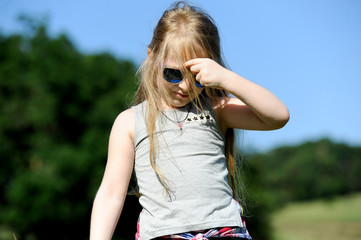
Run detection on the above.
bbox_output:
[272,193,361,240]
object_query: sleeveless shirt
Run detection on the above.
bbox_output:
[132,98,242,240]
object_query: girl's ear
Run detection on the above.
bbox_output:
[147,48,152,56]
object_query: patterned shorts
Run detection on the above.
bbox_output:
[153,220,252,239]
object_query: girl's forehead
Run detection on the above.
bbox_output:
[163,56,183,68]
[163,51,200,67]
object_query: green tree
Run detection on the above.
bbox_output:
[240,155,276,240]
[247,138,361,204]
[241,138,361,240]
[0,19,139,239]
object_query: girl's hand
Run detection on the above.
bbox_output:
[184,58,232,89]
[186,58,289,131]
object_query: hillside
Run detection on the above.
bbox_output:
[272,193,361,240]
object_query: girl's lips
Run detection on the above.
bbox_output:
[176,92,189,98]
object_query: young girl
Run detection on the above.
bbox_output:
[90,2,289,240]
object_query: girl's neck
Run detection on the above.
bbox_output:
[159,100,188,110]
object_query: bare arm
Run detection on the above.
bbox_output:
[185,58,289,132]
[90,108,135,240]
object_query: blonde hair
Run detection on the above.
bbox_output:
[133,1,239,199]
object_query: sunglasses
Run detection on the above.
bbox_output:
[163,68,204,88]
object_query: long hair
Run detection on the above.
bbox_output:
[133,1,239,199]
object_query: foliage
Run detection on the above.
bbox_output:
[247,138,361,205]
[0,20,139,239]
[241,139,361,239]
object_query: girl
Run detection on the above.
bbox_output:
[90,2,289,240]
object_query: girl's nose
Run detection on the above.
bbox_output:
[178,78,192,91]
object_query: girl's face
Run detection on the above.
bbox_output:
[160,57,203,109]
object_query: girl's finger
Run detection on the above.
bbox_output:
[184,58,205,67]
[190,64,201,74]
[195,72,202,81]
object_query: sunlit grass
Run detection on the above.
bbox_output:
[272,193,361,240]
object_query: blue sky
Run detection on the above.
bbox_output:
[1,0,360,151]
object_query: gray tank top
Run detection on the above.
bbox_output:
[133,98,241,240]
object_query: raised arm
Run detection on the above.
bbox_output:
[90,108,135,240]
[185,58,289,132]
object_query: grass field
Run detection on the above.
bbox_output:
[272,193,361,240]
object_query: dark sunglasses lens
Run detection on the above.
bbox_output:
[163,68,204,87]
[195,80,204,88]
[163,68,182,84]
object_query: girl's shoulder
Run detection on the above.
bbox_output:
[111,107,135,140]
[115,107,135,123]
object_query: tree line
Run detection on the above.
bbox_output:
[242,138,361,239]
[0,20,360,240]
